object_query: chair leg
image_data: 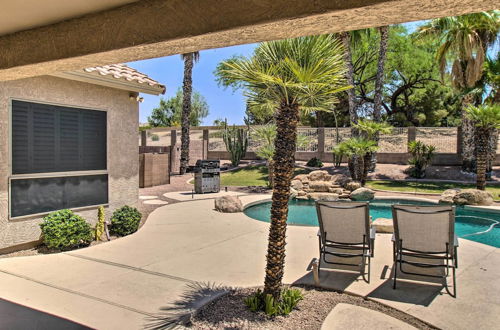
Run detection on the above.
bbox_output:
[367,255,371,283]
[392,243,397,289]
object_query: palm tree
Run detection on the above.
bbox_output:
[354,119,393,170]
[417,11,500,171]
[465,104,500,190]
[218,35,349,298]
[179,52,200,174]
[339,32,358,135]
[333,137,378,185]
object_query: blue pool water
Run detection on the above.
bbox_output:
[244,199,500,248]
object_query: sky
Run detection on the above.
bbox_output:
[129,22,424,126]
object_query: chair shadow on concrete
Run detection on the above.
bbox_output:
[366,264,446,307]
[0,298,91,330]
[292,258,361,292]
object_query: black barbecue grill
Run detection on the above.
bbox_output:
[191,160,220,193]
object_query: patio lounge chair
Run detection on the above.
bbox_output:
[315,201,375,283]
[392,204,458,297]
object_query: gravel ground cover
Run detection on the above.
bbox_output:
[191,286,436,330]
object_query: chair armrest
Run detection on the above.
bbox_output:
[370,227,376,240]
[454,234,459,247]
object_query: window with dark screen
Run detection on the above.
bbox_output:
[10,100,108,217]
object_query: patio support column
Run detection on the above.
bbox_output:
[457,126,463,157]
[140,130,147,147]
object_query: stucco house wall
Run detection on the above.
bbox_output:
[0,75,139,251]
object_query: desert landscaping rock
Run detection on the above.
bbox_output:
[350,187,375,201]
[328,187,344,194]
[345,181,362,192]
[291,179,303,190]
[372,218,394,233]
[309,181,333,192]
[308,170,332,182]
[452,189,494,206]
[308,192,339,201]
[439,189,460,204]
[214,196,244,213]
[293,174,309,182]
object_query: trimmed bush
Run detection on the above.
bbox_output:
[306,157,323,168]
[39,210,93,250]
[151,134,160,141]
[110,206,142,236]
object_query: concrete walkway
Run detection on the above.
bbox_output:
[0,194,499,329]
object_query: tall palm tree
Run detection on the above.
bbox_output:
[465,104,500,190]
[218,35,349,298]
[373,26,389,123]
[417,11,499,171]
[339,31,358,135]
[179,52,200,174]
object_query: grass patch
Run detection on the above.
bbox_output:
[366,180,500,201]
[220,165,310,187]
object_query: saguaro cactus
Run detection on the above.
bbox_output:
[222,121,249,166]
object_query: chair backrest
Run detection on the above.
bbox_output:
[315,201,370,245]
[392,204,455,253]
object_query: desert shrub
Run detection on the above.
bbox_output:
[151,134,160,141]
[244,288,303,316]
[39,210,93,250]
[306,157,323,168]
[408,141,436,178]
[110,206,142,236]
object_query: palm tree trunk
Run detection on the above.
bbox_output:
[371,26,389,171]
[475,127,489,190]
[355,155,364,185]
[180,53,194,174]
[339,32,358,137]
[361,152,371,186]
[461,93,476,172]
[268,159,275,188]
[264,102,299,299]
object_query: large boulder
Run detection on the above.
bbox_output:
[439,189,460,204]
[307,192,339,201]
[293,174,309,182]
[308,170,331,182]
[309,181,333,192]
[214,196,244,213]
[350,188,375,201]
[452,189,494,206]
[331,174,352,187]
[291,180,303,190]
[345,181,362,192]
[328,187,344,194]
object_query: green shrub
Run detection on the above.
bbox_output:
[408,141,436,178]
[151,134,160,141]
[243,288,303,316]
[306,157,323,168]
[110,206,142,236]
[39,210,93,250]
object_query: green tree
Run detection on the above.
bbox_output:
[333,138,378,185]
[180,52,200,174]
[465,104,500,190]
[216,35,349,299]
[417,11,500,171]
[147,89,209,127]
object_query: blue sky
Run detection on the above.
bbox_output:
[129,22,424,126]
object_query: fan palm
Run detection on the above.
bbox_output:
[465,104,500,190]
[353,119,393,170]
[417,11,500,171]
[218,35,349,298]
[179,52,200,174]
[333,138,378,185]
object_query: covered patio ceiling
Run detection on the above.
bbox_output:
[0,0,497,81]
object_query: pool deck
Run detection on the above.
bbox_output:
[0,193,499,329]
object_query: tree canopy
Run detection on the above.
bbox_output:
[147,88,209,127]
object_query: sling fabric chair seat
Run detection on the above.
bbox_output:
[392,204,458,297]
[315,201,375,283]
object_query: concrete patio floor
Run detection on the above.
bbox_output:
[0,194,499,329]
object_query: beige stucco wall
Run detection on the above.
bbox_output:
[0,75,139,250]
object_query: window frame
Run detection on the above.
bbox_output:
[8,98,109,220]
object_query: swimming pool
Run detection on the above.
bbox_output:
[244,199,500,248]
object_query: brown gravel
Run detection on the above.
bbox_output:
[191,286,436,330]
